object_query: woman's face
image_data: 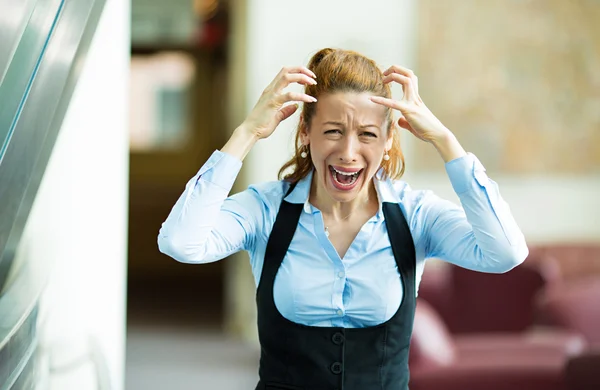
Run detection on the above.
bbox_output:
[301,92,393,204]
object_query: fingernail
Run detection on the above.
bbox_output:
[311,97,318,102]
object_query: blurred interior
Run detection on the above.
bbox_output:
[1,0,599,389]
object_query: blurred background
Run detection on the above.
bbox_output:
[1,0,599,389]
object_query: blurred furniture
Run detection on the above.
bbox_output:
[419,244,600,335]
[565,349,600,390]
[528,244,600,281]
[409,299,587,390]
[535,277,600,345]
[418,255,561,334]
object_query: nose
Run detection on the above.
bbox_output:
[338,135,358,163]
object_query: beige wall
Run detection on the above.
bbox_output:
[414,0,600,175]
[407,0,600,244]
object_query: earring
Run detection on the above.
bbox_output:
[300,146,308,158]
[300,145,308,158]
[383,152,390,161]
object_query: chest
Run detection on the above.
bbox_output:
[326,219,368,259]
[275,228,403,327]
[323,206,380,259]
[252,202,420,328]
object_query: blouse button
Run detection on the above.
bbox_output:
[336,309,344,316]
[337,271,345,278]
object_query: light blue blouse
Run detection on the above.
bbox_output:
[158,150,528,328]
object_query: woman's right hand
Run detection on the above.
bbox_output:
[241,66,317,140]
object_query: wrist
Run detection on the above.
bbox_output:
[431,131,467,163]
[235,122,262,141]
[221,125,261,161]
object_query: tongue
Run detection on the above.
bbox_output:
[336,171,354,184]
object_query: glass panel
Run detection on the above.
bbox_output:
[0,0,64,160]
[0,0,38,83]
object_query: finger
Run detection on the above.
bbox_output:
[276,104,299,123]
[397,116,411,130]
[383,65,419,97]
[383,65,415,78]
[266,66,316,92]
[289,65,317,79]
[382,73,415,102]
[370,96,408,112]
[279,91,317,104]
[397,117,420,139]
[276,73,317,90]
[278,66,317,81]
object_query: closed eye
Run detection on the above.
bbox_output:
[362,132,377,137]
[324,129,342,134]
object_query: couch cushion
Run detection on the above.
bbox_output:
[410,299,456,368]
[536,278,600,344]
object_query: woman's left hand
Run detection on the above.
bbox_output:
[370,65,452,144]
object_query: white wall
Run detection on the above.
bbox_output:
[21,0,130,388]
[404,173,600,244]
[243,0,417,184]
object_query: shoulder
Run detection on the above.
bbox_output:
[384,178,457,226]
[246,179,290,208]
[383,178,434,210]
[229,180,289,227]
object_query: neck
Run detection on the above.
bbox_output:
[309,175,378,221]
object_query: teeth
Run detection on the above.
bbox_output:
[333,173,358,186]
[331,166,361,186]
[333,167,359,176]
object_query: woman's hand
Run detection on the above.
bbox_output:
[370,65,451,144]
[241,66,317,140]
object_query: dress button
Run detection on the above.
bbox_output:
[331,362,343,374]
[336,309,344,316]
[332,332,344,345]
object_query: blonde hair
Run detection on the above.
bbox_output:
[278,48,405,182]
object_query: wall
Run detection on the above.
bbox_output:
[409,0,600,244]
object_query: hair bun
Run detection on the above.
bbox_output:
[308,48,335,71]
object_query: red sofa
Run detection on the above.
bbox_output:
[565,349,600,390]
[418,255,561,334]
[409,299,587,390]
[535,277,600,345]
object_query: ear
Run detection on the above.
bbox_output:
[385,128,394,152]
[299,118,310,146]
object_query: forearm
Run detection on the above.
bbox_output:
[431,130,467,163]
[221,124,260,161]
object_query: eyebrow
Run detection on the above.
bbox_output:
[322,121,381,130]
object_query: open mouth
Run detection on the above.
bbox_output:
[328,165,364,188]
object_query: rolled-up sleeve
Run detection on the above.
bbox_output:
[158,150,263,264]
[423,153,528,273]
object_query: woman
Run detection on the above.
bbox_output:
[158,48,528,390]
